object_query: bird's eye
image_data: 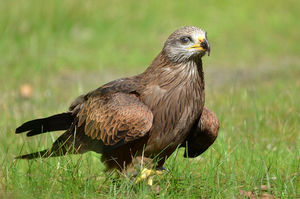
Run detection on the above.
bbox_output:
[180,36,191,44]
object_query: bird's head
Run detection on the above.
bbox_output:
[163,26,210,63]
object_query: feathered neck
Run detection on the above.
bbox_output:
[140,50,204,88]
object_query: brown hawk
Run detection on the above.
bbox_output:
[16,26,219,171]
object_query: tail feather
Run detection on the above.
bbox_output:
[15,148,71,159]
[15,129,92,160]
[16,112,74,137]
[15,137,75,160]
[15,150,50,159]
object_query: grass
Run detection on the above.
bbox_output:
[1,0,299,198]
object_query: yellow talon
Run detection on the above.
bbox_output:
[135,168,163,185]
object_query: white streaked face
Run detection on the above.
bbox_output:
[163,26,210,63]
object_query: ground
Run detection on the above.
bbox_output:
[0,0,299,198]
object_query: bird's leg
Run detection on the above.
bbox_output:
[124,156,152,176]
[127,156,165,185]
[135,168,163,185]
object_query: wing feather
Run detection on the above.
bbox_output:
[77,92,153,145]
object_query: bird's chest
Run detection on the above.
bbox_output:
[142,80,204,154]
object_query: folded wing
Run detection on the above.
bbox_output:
[77,92,153,145]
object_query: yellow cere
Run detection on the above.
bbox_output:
[198,36,205,43]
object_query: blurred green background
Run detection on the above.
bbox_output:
[1,0,299,82]
[0,0,299,198]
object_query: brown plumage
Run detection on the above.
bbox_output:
[15,26,219,171]
[180,107,220,158]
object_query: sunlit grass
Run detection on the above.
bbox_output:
[1,65,299,198]
[0,0,299,198]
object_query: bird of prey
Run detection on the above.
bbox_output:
[16,26,219,171]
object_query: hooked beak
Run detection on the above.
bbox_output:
[201,39,210,56]
[187,38,211,56]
